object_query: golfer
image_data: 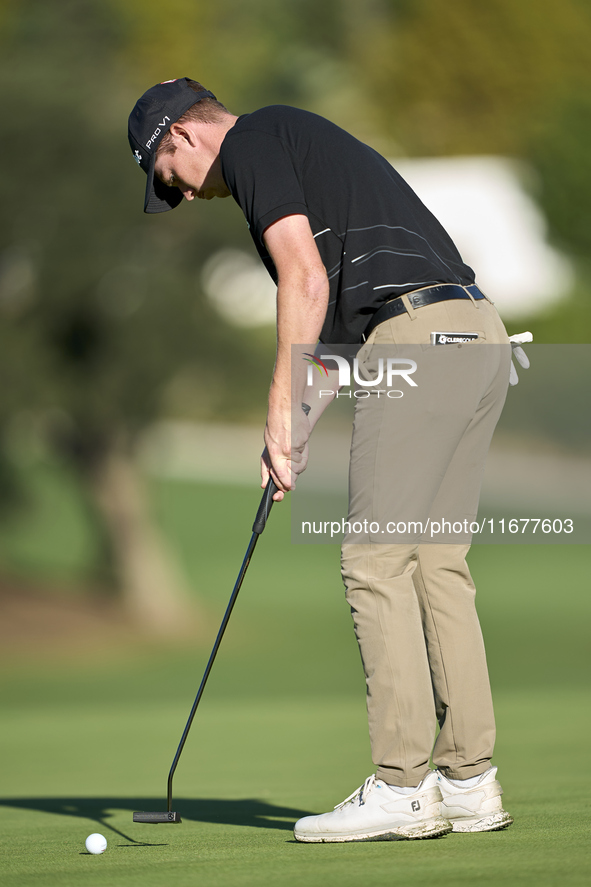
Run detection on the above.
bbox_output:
[128,78,514,841]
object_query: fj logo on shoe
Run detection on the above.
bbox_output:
[430,331,480,345]
[411,801,421,812]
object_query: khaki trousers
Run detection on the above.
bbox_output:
[341,293,510,787]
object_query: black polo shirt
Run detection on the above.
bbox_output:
[220,105,474,344]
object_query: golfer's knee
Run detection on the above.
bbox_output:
[341,543,419,587]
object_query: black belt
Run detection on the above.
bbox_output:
[362,284,486,342]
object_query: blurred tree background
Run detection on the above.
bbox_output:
[0,0,590,627]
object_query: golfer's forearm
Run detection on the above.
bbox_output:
[269,274,329,418]
[302,367,341,429]
[263,276,326,493]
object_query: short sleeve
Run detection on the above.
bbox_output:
[220,128,309,243]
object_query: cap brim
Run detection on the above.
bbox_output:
[143,151,184,214]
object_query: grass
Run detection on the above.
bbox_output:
[0,471,590,886]
[1,692,589,887]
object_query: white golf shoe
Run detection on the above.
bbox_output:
[437,766,514,833]
[294,772,452,843]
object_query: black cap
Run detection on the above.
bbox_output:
[128,78,217,214]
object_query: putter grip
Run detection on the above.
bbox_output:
[252,480,279,534]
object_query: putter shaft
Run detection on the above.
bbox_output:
[145,480,278,817]
[166,529,261,811]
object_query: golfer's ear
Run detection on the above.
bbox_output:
[169,121,199,147]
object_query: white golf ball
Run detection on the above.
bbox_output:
[85,833,107,854]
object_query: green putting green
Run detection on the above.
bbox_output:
[0,478,589,886]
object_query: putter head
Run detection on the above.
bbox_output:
[133,811,182,824]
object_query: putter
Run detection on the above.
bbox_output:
[133,480,279,824]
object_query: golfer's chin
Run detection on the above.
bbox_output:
[198,187,231,200]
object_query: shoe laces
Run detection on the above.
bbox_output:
[334,775,377,810]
